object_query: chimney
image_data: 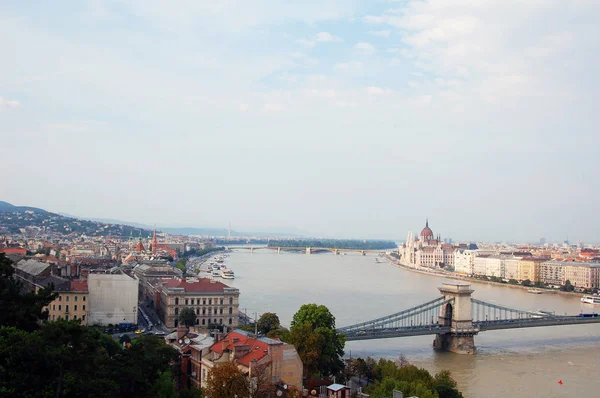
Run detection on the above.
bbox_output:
[177,325,187,339]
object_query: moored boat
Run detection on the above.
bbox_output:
[527,289,543,294]
[220,269,235,279]
[581,295,600,305]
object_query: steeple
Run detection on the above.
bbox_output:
[152,228,157,254]
[426,218,429,228]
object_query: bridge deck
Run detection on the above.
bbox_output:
[343,316,600,341]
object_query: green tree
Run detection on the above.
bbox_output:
[287,304,346,377]
[508,279,519,285]
[521,279,532,287]
[151,370,178,398]
[179,307,197,327]
[257,312,280,335]
[0,253,57,332]
[204,362,250,398]
[561,280,575,292]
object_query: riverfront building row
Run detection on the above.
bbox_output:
[401,221,600,290]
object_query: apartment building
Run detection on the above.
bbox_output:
[563,263,600,289]
[518,258,546,283]
[45,280,89,325]
[454,250,477,275]
[157,277,240,328]
[539,260,566,286]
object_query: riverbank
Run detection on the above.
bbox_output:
[385,255,583,298]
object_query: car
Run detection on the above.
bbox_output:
[154,331,165,336]
[135,329,143,334]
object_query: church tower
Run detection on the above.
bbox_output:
[152,228,158,254]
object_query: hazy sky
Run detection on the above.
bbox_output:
[1,1,599,243]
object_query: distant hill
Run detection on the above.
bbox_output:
[0,201,48,214]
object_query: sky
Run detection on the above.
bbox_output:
[1,0,599,243]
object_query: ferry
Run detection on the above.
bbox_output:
[527,289,543,294]
[220,269,235,279]
[581,295,600,305]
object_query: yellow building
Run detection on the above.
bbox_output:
[518,258,544,283]
[44,280,89,325]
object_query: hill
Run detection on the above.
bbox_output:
[0,201,48,214]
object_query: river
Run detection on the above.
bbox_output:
[219,250,600,397]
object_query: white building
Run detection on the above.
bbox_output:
[400,220,455,269]
[454,250,477,275]
[88,273,139,325]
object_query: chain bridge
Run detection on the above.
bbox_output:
[337,283,600,354]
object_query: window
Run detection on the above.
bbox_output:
[73,315,77,320]
[175,298,179,305]
[74,305,77,311]
[195,319,199,325]
[229,297,233,305]
[220,308,223,315]
[229,318,232,325]
[58,305,61,311]
[175,308,179,315]
[74,296,78,302]
[83,296,86,302]
[219,319,223,324]
[229,307,232,314]
[83,305,86,311]
[196,308,200,315]
[52,315,55,320]
[220,298,223,305]
[66,296,69,302]
[59,296,62,302]
[202,308,206,315]
[52,305,55,310]
[202,319,205,325]
[65,315,69,321]
[203,299,206,305]
[66,305,69,312]
[185,299,189,305]
[208,299,212,305]
[82,315,85,321]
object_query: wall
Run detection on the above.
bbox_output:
[88,273,139,325]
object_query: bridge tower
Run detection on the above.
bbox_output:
[277,247,281,254]
[433,283,478,354]
[306,247,311,255]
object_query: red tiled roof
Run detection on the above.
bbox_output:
[0,247,27,254]
[210,331,269,367]
[70,280,88,292]
[163,277,231,293]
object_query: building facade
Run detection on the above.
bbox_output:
[157,277,240,329]
[44,280,89,325]
[454,250,477,275]
[563,263,600,289]
[88,273,139,325]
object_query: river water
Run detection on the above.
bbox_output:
[220,250,600,397]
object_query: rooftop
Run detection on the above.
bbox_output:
[162,277,236,293]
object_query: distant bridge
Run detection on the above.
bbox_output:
[337,283,600,354]
[228,246,388,255]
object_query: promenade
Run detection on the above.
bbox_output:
[384,255,583,298]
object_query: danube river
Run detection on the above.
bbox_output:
[221,250,600,397]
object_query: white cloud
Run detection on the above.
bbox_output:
[239,103,249,112]
[298,31,342,47]
[369,30,391,38]
[316,31,342,42]
[354,42,376,53]
[366,86,390,95]
[334,61,363,70]
[0,97,20,109]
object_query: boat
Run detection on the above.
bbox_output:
[581,295,600,305]
[220,269,235,279]
[527,289,543,294]
[532,309,554,316]
[211,270,221,277]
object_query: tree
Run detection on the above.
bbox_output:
[151,370,178,398]
[204,362,250,398]
[287,304,345,377]
[508,279,519,285]
[521,279,532,287]
[561,280,575,292]
[257,312,280,335]
[179,307,197,327]
[0,253,57,332]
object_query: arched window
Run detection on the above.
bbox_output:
[175,297,179,305]
[229,307,233,314]
[229,297,233,305]
[228,318,232,325]
[202,319,206,325]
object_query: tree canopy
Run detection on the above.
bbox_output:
[257,312,280,335]
[204,362,250,398]
[179,307,197,327]
[286,304,345,378]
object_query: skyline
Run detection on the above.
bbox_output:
[2,1,599,243]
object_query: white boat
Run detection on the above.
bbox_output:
[581,295,600,305]
[532,309,554,316]
[220,269,235,279]
[211,270,221,277]
[527,289,543,294]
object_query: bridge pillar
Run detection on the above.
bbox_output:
[277,247,281,254]
[306,247,311,255]
[361,250,365,256]
[433,283,478,355]
[249,247,253,254]
[334,249,339,255]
